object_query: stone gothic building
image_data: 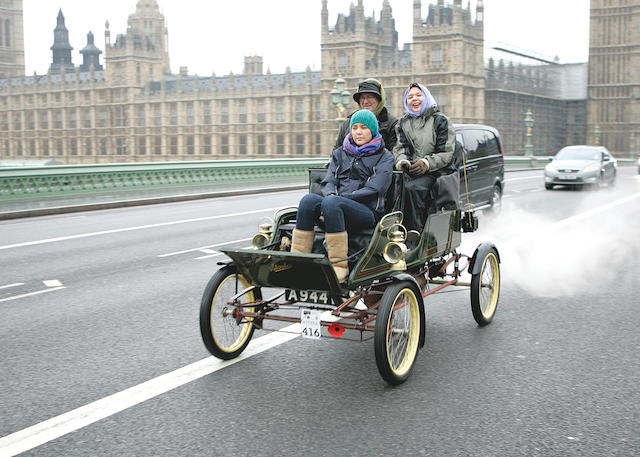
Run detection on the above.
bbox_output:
[0,0,25,78]
[587,0,639,154]
[0,0,637,164]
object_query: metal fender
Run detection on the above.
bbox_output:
[469,242,501,275]
[389,272,427,349]
[389,272,420,288]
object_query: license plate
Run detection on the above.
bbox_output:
[560,173,577,180]
[300,309,321,339]
[285,289,330,305]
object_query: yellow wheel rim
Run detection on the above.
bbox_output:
[479,253,500,319]
[210,274,255,353]
[386,288,420,377]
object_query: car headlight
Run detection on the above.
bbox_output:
[252,221,273,249]
[581,164,600,174]
[545,164,556,173]
[382,225,407,270]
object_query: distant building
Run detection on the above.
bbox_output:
[485,54,587,154]
[0,0,25,78]
[587,0,640,157]
[0,0,635,164]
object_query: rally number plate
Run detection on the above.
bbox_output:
[285,289,330,305]
[300,309,321,340]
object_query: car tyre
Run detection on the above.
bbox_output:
[545,184,554,190]
[199,265,260,360]
[470,247,501,326]
[374,281,422,385]
[484,185,502,215]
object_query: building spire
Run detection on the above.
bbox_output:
[50,9,74,74]
[80,31,103,71]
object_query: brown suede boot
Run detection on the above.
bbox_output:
[325,231,349,283]
[290,228,314,254]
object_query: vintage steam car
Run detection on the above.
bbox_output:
[199,169,501,385]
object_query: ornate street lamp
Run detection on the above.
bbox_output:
[330,77,351,122]
[524,108,534,156]
[594,125,601,145]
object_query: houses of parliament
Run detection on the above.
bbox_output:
[0,0,638,164]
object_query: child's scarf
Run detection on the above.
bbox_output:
[342,132,382,158]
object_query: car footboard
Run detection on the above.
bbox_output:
[219,248,344,294]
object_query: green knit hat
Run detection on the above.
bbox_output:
[349,109,379,137]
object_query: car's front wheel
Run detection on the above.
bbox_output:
[199,265,259,360]
[374,282,422,385]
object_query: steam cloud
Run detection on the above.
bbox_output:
[460,191,640,297]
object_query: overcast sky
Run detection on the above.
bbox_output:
[22,0,590,76]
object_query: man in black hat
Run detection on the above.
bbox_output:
[333,78,398,151]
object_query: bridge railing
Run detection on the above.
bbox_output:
[0,158,328,200]
[1,156,635,201]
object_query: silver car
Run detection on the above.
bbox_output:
[544,145,617,190]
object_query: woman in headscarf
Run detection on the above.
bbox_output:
[392,83,456,233]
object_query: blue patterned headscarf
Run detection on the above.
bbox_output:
[403,83,437,117]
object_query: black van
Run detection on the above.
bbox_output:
[454,124,505,213]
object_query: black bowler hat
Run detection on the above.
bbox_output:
[353,79,382,103]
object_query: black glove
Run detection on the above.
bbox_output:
[409,160,429,176]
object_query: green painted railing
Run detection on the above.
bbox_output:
[0,158,328,201]
[1,156,635,201]
[504,156,552,168]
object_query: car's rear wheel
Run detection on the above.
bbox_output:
[471,248,500,326]
[484,185,502,215]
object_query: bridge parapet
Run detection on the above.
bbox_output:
[0,158,328,200]
[1,156,635,202]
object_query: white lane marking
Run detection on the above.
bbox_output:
[548,192,640,232]
[0,208,280,252]
[43,280,62,287]
[195,253,224,260]
[0,286,66,303]
[0,283,24,290]
[158,237,253,258]
[199,249,217,254]
[0,324,301,457]
[194,245,252,260]
[505,175,541,182]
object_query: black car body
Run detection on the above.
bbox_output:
[454,124,505,213]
